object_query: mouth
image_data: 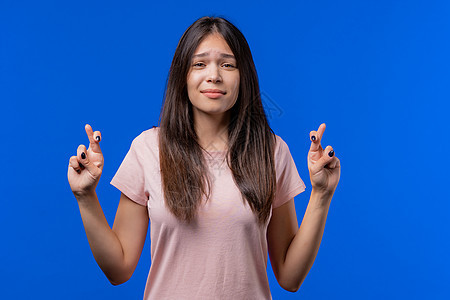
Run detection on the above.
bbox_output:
[200,89,226,99]
[201,89,226,94]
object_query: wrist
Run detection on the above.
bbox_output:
[74,189,98,204]
[310,188,334,208]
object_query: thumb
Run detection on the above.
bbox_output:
[77,144,101,177]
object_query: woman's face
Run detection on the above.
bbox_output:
[186,33,240,122]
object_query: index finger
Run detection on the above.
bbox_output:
[316,123,326,141]
[309,123,326,151]
[85,124,102,153]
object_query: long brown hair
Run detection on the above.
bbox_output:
[158,16,276,226]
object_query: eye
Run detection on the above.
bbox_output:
[223,63,236,68]
[193,62,205,67]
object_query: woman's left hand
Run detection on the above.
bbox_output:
[308,123,341,197]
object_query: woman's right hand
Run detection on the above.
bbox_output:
[68,124,104,199]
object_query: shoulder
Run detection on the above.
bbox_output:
[132,126,160,143]
[130,126,160,152]
[274,134,290,158]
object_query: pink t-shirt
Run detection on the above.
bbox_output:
[110,127,306,299]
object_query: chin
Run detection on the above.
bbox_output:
[195,106,230,116]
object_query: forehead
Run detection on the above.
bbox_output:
[193,33,234,57]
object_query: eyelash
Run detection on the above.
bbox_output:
[193,62,236,68]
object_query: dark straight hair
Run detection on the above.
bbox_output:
[158,16,277,226]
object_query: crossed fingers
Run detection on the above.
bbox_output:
[309,123,339,169]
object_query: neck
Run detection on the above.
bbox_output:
[194,111,230,152]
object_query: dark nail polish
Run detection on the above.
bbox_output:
[328,150,334,157]
[311,136,316,141]
[95,136,100,141]
[81,152,86,159]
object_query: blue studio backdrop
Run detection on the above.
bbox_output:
[1,0,449,299]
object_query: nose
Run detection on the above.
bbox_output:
[206,65,222,83]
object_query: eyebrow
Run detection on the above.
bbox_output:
[192,52,235,59]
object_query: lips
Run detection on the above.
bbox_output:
[201,89,226,94]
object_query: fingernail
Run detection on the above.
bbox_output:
[81,152,86,159]
[95,136,100,142]
[328,150,334,157]
[311,136,316,141]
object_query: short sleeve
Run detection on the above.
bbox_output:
[110,136,148,206]
[273,136,306,209]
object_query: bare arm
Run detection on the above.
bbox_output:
[267,192,331,292]
[267,198,299,292]
[68,124,148,285]
[267,123,340,292]
[77,192,148,285]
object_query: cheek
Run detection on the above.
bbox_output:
[188,72,202,84]
[186,73,198,91]
[187,79,198,102]
[231,76,240,96]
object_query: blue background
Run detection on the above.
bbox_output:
[1,0,449,299]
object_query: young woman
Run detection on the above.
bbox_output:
[68,16,340,299]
